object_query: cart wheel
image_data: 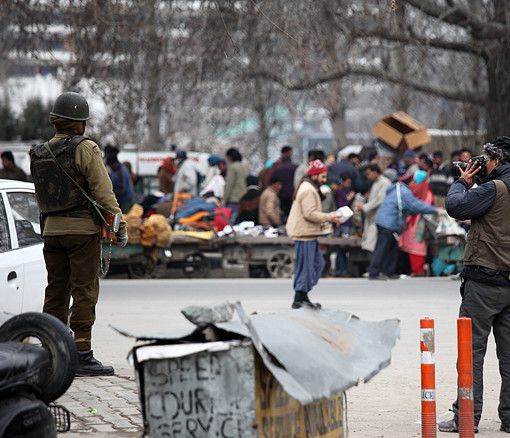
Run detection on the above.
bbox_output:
[182,253,210,278]
[266,251,294,278]
[128,255,154,279]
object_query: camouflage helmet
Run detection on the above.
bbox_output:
[50,91,90,121]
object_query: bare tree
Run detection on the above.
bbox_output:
[254,1,507,139]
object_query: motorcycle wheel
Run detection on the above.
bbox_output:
[0,312,78,403]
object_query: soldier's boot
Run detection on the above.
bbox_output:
[76,350,114,377]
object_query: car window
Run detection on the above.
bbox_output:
[6,192,42,248]
[0,196,11,253]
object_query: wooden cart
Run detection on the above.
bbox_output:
[166,234,362,279]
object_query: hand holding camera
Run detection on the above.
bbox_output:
[456,160,482,189]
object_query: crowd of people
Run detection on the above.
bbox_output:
[83,142,476,280]
[0,139,473,280]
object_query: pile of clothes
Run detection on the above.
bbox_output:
[124,204,172,248]
[174,198,231,232]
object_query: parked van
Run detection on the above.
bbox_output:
[117,148,210,195]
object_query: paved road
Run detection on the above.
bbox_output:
[62,278,504,437]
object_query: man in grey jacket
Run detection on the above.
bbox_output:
[173,151,198,196]
[358,164,391,253]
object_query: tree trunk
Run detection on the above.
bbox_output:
[253,78,270,163]
[395,3,410,111]
[462,0,483,132]
[330,105,347,149]
[484,0,509,140]
[285,101,301,161]
[463,60,481,132]
[143,0,162,149]
[485,44,510,140]
[256,113,270,164]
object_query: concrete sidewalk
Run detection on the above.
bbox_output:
[58,374,142,437]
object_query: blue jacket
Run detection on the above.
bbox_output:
[109,163,133,206]
[375,183,437,233]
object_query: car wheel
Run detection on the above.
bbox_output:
[0,312,78,403]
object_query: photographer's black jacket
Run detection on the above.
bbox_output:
[446,163,510,220]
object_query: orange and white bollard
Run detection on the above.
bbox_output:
[420,318,437,438]
[458,317,474,438]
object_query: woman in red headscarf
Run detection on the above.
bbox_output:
[399,169,434,276]
[158,156,177,194]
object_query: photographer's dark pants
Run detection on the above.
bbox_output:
[42,234,100,351]
[452,278,510,426]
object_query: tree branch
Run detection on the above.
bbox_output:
[250,64,486,106]
[352,28,486,58]
[403,0,508,39]
[348,65,485,105]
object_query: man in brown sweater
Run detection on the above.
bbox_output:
[259,173,282,227]
[30,91,127,377]
[286,160,339,309]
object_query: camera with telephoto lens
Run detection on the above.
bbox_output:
[453,154,487,180]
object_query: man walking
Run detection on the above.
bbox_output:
[439,137,510,433]
[30,91,127,377]
[286,160,339,309]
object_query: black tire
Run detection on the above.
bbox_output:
[0,312,78,403]
[127,254,154,279]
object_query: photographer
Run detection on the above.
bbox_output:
[439,136,510,433]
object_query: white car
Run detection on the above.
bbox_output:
[0,179,46,314]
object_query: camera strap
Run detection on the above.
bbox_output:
[396,182,404,226]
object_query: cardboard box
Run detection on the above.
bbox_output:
[136,341,345,437]
[372,111,431,150]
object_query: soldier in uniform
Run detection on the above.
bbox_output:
[30,91,128,377]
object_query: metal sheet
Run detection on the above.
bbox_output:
[221,305,400,404]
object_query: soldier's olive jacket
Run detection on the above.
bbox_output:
[30,133,125,237]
